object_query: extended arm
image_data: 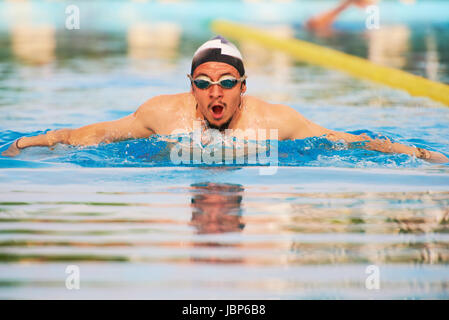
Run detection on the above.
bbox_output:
[2,103,155,157]
[306,0,378,31]
[324,130,449,164]
[285,107,449,164]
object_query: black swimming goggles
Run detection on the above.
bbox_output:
[188,74,247,90]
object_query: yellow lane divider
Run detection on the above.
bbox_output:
[212,20,449,106]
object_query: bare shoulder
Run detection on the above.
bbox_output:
[135,92,192,116]
[134,92,193,126]
[245,95,304,119]
[244,95,327,140]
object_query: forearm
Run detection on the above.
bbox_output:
[3,110,153,157]
[327,131,448,163]
[17,129,72,149]
[306,0,353,29]
[388,143,448,164]
[17,122,131,150]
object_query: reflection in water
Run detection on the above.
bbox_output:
[190,182,245,235]
[0,181,449,297]
[188,182,246,264]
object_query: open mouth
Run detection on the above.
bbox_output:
[211,105,224,119]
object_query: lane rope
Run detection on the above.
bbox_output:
[212,20,449,106]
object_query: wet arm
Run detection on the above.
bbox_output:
[2,107,154,156]
[306,0,352,30]
[323,130,448,164]
[287,109,449,164]
[306,0,378,31]
[24,114,149,146]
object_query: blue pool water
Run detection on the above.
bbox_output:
[1,1,449,299]
[1,129,443,169]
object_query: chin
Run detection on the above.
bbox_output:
[207,120,223,128]
[206,117,230,130]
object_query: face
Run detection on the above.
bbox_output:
[190,183,244,234]
[191,61,246,128]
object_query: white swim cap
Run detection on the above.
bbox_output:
[191,35,245,76]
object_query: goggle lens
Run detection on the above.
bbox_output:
[220,79,238,89]
[194,79,213,89]
[190,76,244,90]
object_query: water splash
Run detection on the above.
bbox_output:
[0,129,446,169]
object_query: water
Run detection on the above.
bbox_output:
[1,1,449,299]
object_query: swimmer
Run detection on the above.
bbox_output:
[306,0,379,32]
[2,36,448,163]
[305,0,416,32]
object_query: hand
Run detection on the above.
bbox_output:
[1,139,22,157]
[361,134,449,164]
[411,147,449,163]
[426,151,449,164]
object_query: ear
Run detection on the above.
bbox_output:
[240,82,246,95]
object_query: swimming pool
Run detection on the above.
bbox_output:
[1,1,449,299]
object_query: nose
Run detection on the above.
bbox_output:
[208,83,223,99]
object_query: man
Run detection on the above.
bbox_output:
[2,36,447,163]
